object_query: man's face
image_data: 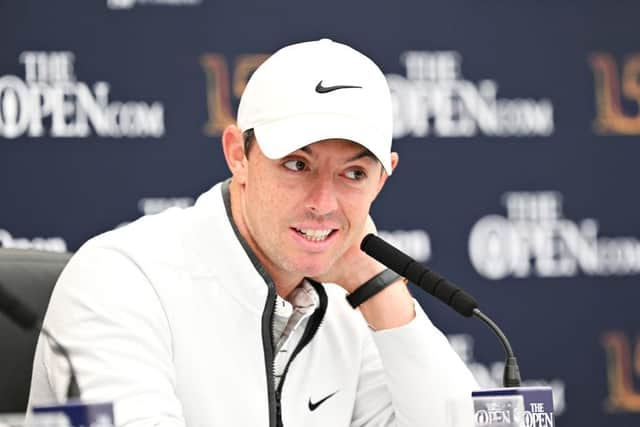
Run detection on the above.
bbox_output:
[237,138,390,285]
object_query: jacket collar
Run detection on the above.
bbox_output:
[188,180,275,314]
[193,180,326,317]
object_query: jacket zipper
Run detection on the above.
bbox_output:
[221,180,285,427]
[262,283,278,427]
[273,279,328,427]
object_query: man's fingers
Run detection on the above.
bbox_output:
[365,214,378,236]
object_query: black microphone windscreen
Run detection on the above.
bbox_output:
[361,233,414,275]
[451,291,478,317]
[361,233,479,317]
[0,282,39,330]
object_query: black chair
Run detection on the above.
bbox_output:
[0,248,71,413]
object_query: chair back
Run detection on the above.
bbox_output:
[0,249,71,413]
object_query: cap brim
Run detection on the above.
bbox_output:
[252,113,393,175]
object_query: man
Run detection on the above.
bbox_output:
[28,39,477,426]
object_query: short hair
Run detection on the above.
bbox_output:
[242,128,255,158]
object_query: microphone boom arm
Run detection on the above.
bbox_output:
[472,308,521,387]
[360,233,522,387]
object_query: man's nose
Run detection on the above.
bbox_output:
[305,174,339,216]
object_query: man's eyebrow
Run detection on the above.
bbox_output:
[295,145,376,162]
[347,148,377,163]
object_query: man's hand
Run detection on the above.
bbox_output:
[312,215,386,293]
[313,215,416,329]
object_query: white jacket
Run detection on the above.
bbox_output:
[28,181,477,427]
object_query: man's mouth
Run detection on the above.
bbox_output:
[294,228,336,242]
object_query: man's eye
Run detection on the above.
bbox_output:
[283,159,307,171]
[345,169,366,180]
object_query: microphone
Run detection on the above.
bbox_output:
[361,233,521,387]
[361,233,477,316]
[0,281,81,399]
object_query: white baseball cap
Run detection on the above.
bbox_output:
[237,39,394,175]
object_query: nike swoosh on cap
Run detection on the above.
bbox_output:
[315,80,362,94]
[308,390,339,411]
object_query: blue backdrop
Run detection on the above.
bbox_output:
[2,1,640,425]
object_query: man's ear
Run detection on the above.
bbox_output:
[389,152,399,174]
[374,152,399,196]
[222,124,248,184]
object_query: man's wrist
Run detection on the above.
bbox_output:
[358,279,416,330]
[346,268,403,308]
